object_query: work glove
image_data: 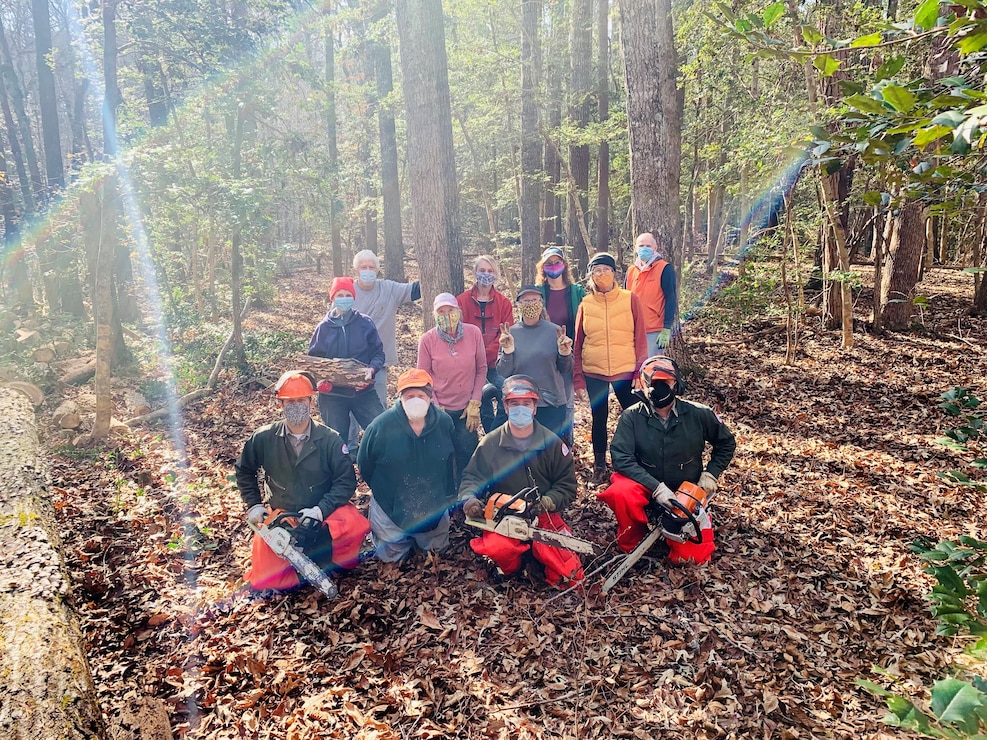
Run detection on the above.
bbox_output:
[363,368,375,382]
[498,322,515,354]
[656,328,672,348]
[247,504,268,526]
[652,483,677,508]
[462,497,484,520]
[462,399,482,432]
[557,327,572,356]
[299,506,324,526]
[538,495,556,513]
[698,472,718,496]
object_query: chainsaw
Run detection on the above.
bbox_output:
[464,486,598,555]
[601,481,713,593]
[250,512,339,599]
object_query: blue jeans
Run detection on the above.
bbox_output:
[480,368,507,434]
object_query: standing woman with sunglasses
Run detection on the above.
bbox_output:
[572,253,648,482]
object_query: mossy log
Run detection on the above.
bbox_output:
[0,389,105,739]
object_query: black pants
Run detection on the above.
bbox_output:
[445,408,479,487]
[585,375,636,457]
[535,404,569,444]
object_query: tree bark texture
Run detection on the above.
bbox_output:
[875,200,925,331]
[0,15,42,209]
[618,0,682,260]
[396,0,464,322]
[541,3,566,247]
[0,389,105,739]
[596,0,610,254]
[31,0,65,194]
[568,0,593,271]
[373,35,405,282]
[520,0,543,284]
[819,170,854,347]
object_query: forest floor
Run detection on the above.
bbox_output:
[45,263,987,739]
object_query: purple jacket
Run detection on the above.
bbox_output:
[309,310,385,395]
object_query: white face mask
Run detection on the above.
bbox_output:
[402,396,430,421]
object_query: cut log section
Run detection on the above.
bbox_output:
[53,400,82,430]
[123,390,151,417]
[290,354,373,388]
[0,389,106,738]
[57,357,96,386]
[2,381,43,407]
[31,346,57,363]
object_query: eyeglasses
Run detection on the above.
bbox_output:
[591,266,614,275]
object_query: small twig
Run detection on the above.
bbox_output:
[486,689,580,714]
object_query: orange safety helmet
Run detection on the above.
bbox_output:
[639,355,685,395]
[502,375,540,403]
[273,370,317,399]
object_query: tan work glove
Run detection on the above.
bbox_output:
[557,326,572,356]
[462,399,482,432]
[698,471,718,495]
[463,497,484,519]
[498,322,515,354]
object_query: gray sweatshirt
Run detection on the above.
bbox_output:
[353,279,419,366]
[497,320,573,407]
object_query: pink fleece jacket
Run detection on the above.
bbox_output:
[417,324,487,410]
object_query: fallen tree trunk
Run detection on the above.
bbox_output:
[289,354,372,388]
[0,389,105,739]
[57,357,97,386]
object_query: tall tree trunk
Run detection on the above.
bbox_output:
[325,24,343,276]
[819,171,854,346]
[31,0,64,195]
[0,130,31,310]
[520,0,543,284]
[874,200,925,331]
[0,86,32,216]
[103,0,121,157]
[229,110,247,368]
[595,0,610,253]
[568,0,592,270]
[973,193,987,316]
[396,0,464,323]
[541,2,565,247]
[0,15,42,209]
[371,24,404,281]
[618,0,682,257]
[83,175,119,439]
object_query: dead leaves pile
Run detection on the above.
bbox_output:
[50,267,986,739]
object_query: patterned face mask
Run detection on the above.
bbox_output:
[436,310,461,334]
[520,302,543,322]
[544,263,565,279]
[283,400,311,426]
[476,271,496,287]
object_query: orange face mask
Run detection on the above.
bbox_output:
[592,273,615,291]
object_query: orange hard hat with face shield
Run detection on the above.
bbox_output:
[639,355,685,395]
[502,375,540,403]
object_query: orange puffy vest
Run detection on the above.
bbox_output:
[580,288,637,377]
[626,260,669,333]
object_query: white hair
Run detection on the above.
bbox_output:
[353,250,380,271]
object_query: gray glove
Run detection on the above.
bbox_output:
[247,504,268,526]
[463,498,484,519]
[652,483,676,508]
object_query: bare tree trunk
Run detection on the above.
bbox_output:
[0,15,42,207]
[972,192,987,315]
[568,0,593,270]
[874,200,925,331]
[595,0,610,254]
[819,171,854,347]
[396,0,464,321]
[618,0,682,256]
[372,28,405,281]
[325,23,343,276]
[31,0,64,195]
[520,0,543,284]
[229,110,247,368]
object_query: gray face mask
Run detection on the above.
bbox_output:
[283,400,311,426]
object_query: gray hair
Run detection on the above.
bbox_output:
[474,254,500,277]
[353,250,380,271]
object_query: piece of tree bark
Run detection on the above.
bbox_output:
[124,390,151,417]
[15,329,38,346]
[3,381,43,406]
[31,346,56,363]
[53,400,81,430]
[58,357,96,386]
[290,355,372,387]
[0,389,106,739]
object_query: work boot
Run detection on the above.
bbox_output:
[592,453,609,484]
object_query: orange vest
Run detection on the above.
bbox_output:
[626,260,669,333]
[580,289,637,376]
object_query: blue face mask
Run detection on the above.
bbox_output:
[637,247,655,263]
[334,297,355,313]
[359,269,377,286]
[508,405,534,428]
